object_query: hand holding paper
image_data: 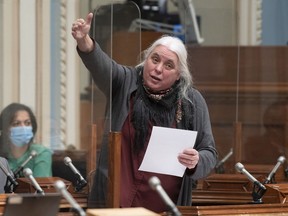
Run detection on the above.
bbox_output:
[178,148,199,169]
[139,126,198,177]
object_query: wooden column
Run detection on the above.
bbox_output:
[107,132,121,208]
[87,124,97,176]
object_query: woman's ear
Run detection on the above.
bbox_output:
[177,72,181,80]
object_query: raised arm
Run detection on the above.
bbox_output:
[71,12,94,53]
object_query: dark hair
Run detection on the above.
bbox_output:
[0,103,37,157]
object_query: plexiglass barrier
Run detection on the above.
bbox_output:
[87,1,141,207]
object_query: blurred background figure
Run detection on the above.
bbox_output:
[0,156,14,193]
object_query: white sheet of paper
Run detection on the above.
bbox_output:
[139,126,197,177]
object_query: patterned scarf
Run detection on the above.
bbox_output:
[131,70,194,153]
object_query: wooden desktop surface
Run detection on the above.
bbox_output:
[1,193,288,216]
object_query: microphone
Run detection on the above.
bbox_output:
[54,180,86,216]
[235,162,266,203]
[215,148,233,173]
[23,168,44,195]
[265,156,286,184]
[235,162,260,183]
[0,159,18,193]
[13,150,37,177]
[149,176,181,216]
[64,157,87,191]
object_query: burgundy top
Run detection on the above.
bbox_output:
[120,107,182,213]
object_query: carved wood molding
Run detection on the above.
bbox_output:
[60,0,68,147]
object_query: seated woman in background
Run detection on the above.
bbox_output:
[0,103,52,177]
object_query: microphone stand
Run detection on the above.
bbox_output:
[4,175,18,193]
[214,148,233,174]
[0,162,18,193]
[263,174,276,184]
[13,168,24,179]
[64,157,87,192]
[13,150,37,178]
[251,181,267,204]
[214,163,225,174]
[74,173,87,192]
[284,167,288,179]
[264,156,286,184]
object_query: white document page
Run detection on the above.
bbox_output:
[138,126,197,177]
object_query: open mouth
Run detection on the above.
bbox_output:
[151,75,161,81]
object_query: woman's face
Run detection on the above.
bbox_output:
[143,45,180,92]
[9,110,33,152]
[11,110,32,128]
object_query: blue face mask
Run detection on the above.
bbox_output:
[10,126,33,147]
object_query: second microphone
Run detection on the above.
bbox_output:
[64,156,87,192]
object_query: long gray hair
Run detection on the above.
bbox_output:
[137,35,193,101]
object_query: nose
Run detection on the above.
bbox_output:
[155,63,163,73]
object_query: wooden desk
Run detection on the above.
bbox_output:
[0,194,7,214]
[192,190,253,205]
[179,203,288,215]
[0,177,88,215]
[263,183,288,204]
[192,174,258,205]
[14,177,88,209]
[87,207,160,216]
[199,174,254,191]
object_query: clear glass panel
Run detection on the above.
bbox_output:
[185,1,239,174]
[88,1,141,207]
[190,45,239,174]
[236,1,288,174]
[238,47,288,165]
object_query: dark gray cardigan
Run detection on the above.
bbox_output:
[78,42,218,207]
